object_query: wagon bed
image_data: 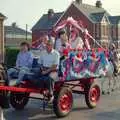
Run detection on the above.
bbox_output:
[0,77,101,118]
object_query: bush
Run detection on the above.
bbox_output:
[5,47,19,68]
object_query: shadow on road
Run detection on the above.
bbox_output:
[5,107,56,120]
[4,104,90,120]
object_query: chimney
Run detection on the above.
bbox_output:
[76,0,82,4]
[12,22,17,27]
[48,9,54,19]
[96,0,102,8]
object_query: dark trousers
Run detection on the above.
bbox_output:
[23,67,54,95]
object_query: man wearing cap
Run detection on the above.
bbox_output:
[24,39,60,102]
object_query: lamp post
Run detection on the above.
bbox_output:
[26,24,28,40]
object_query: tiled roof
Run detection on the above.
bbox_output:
[109,16,120,24]
[32,12,63,30]
[5,26,32,35]
[72,2,110,23]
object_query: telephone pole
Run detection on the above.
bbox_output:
[26,24,28,40]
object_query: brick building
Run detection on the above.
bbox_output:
[4,23,32,48]
[32,0,120,48]
[0,13,6,62]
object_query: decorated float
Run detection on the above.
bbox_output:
[54,17,113,80]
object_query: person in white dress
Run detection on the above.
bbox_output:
[55,30,71,55]
[55,30,67,52]
[71,36,84,49]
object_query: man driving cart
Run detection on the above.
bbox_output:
[23,39,60,103]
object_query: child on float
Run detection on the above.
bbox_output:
[55,29,71,55]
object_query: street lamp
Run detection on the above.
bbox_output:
[26,24,28,40]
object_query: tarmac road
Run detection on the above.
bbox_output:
[4,91,120,120]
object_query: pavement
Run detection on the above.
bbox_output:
[4,76,120,120]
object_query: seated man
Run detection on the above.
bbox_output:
[24,39,60,102]
[7,42,33,85]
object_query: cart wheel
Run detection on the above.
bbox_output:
[10,92,29,110]
[85,83,101,109]
[53,87,73,118]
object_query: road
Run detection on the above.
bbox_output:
[4,93,120,120]
[4,76,120,120]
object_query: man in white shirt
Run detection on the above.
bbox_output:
[71,36,84,49]
[24,39,60,102]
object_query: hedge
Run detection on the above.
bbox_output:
[5,47,19,68]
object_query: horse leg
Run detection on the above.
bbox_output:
[0,107,5,120]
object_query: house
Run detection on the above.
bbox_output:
[4,23,32,48]
[32,9,63,43]
[0,13,6,62]
[32,0,120,48]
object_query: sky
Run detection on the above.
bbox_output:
[0,0,120,31]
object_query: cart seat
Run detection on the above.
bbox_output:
[9,58,41,80]
[32,58,64,77]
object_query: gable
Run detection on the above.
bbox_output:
[72,2,110,23]
[55,3,94,28]
[90,12,105,23]
[101,15,110,24]
[109,16,120,25]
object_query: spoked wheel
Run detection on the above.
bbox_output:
[53,87,73,118]
[85,83,101,109]
[10,92,29,110]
